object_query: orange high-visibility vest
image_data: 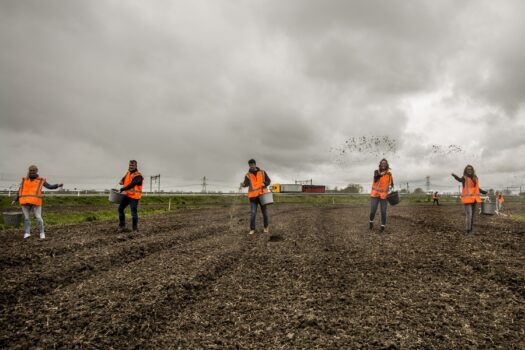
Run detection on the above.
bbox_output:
[461,176,481,204]
[18,177,45,206]
[498,195,505,203]
[371,172,392,199]
[123,171,143,199]
[246,171,268,199]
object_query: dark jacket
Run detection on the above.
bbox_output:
[120,170,144,191]
[373,170,394,188]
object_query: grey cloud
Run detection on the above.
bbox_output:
[1,0,524,191]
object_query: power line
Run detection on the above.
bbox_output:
[201,176,207,193]
[150,174,160,192]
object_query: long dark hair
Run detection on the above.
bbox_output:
[463,164,476,178]
[378,158,390,171]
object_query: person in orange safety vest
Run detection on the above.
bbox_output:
[118,160,143,232]
[369,158,393,233]
[452,165,487,234]
[13,165,63,239]
[240,159,271,235]
[495,191,505,213]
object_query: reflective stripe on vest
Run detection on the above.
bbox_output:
[247,171,268,198]
[371,172,392,199]
[123,171,143,199]
[461,176,481,203]
[19,177,45,205]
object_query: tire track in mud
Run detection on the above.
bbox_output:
[390,206,525,301]
[148,206,348,348]
[146,207,312,348]
[0,209,231,267]
[1,205,524,349]
[1,227,249,349]
[0,219,234,306]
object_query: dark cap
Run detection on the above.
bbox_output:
[248,159,256,165]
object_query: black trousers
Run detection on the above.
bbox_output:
[370,196,387,226]
[118,196,139,229]
[250,198,269,230]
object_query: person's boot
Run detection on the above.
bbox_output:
[40,232,45,239]
[263,227,269,233]
[369,221,374,230]
[132,218,139,232]
[23,232,31,239]
[248,229,255,235]
[380,225,385,233]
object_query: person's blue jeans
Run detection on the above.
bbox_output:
[250,198,269,230]
[21,204,44,234]
[370,196,388,226]
[118,196,139,229]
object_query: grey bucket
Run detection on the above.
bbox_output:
[3,212,23,226]
[259,191,274,206]
[387,191,400,206]
[109,189,126,204]
[481,202,496,215]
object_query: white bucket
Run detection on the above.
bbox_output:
[259,191,274,206]
[109,189,126,204]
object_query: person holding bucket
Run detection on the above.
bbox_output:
[240,159,271,235]
[12,165,63,239]
[369,159,394,233]
[117,160,143,232]
[452,165,487,234]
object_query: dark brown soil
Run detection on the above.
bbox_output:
[1,204,524,349]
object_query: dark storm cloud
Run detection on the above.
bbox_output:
[1,0,524,190]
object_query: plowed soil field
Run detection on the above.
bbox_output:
[1,204,524,349]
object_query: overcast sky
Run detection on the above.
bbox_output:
[1,0,524,192]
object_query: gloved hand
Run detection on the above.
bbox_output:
[58,183,64,188]
[119,188,125,193]
[11,200,16,205]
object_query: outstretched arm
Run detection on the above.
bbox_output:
[451,173,464,183]
[240,175,250,188]
[43,181,63,190]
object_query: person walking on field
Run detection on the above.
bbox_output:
[369,158,393,233]
[452,165,487,234]
[240,159,271,235]
[118,160,143,232]
[432,191,440,206]
[12,165,63,239]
